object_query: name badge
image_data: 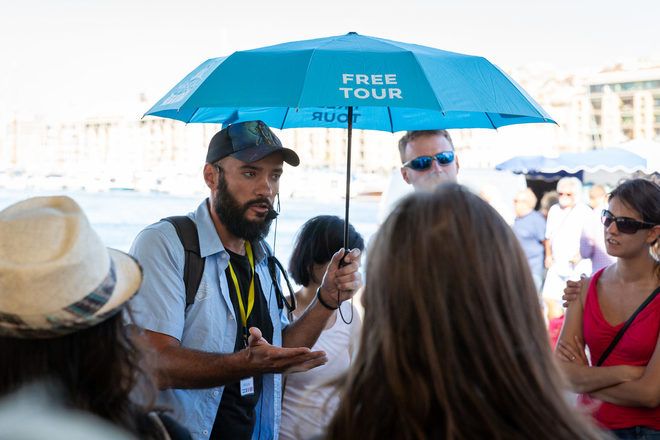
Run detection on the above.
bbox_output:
[240,377,254,397]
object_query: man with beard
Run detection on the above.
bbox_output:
[399,129,459,192]
[128,121,362,440]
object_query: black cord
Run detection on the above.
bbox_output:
[338,292,354,325]
[336,248,354,325]
[271,194,280,252]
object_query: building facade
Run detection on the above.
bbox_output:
[587,63,660,147]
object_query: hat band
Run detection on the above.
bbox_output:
[0,260,117,335]
[62,260,117,319]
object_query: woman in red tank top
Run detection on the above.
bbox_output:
[556,178,660,439]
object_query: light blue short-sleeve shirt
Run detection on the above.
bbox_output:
[129,199,288,440]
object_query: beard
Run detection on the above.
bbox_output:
[213,171,274,242]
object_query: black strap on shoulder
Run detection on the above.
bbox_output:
[162,216,205,309]
[596,285,660,366]
[267,255,296,313]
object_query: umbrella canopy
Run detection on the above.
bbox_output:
[495,147,648,174]
[146,32,555,130]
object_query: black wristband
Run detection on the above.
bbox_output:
[316,287,340,310]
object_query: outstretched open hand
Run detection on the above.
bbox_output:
[245,327,328,374]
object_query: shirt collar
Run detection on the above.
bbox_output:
[193,198,269,263]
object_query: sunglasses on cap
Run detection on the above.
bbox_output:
[601,209,657,234]
[403,151,455,171]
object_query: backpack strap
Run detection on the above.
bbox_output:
[596,285,660,366]
[162,216,205,309]
[147,411,172,440]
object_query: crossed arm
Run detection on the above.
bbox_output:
[555,280,659,408]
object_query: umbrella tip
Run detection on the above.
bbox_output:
[347,31,358,35]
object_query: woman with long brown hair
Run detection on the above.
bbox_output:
[0,196,189,439]
[325,183,604,440]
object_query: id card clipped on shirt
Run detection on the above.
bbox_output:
[240,377,254,396]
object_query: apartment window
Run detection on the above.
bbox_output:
[644,80,660,90]
[591,99,602,110]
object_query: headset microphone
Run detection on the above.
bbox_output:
[265,208,279,221]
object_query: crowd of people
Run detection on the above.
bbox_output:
[0,120,658,439]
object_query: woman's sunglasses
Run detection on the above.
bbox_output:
[403,151,455,171]
[601,209,656,234]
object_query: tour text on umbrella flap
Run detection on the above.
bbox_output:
[339,73,402,100]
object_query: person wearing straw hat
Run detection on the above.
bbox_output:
[128,120,362,440]
[0,196,190,440]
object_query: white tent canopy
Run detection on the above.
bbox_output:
[615,139,660,173]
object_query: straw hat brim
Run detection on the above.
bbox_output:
[96,248,143,317]
[0,248,142,338]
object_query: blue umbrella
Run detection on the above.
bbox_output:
[146,32,555,247]
[147,32,554,130]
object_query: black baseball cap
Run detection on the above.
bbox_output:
[206,120,300,167]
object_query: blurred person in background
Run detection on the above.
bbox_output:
[512,188,547,291]
[542,177,592,319]
[398,130,459,191]
[0,196,190,440]
[556,178,659,439]
[479,184,514,225]
[325,183,605,440]
[540,190,559,218]
[279,215,365,440]
[581,184,616,274]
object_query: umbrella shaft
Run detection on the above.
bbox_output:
[343,106,353,254]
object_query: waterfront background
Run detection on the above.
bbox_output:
[1,0,658,271]
[1,0,659,192]
[0,189,380,280]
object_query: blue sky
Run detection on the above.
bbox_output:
[1,0,658,118]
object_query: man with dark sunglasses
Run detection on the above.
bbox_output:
[128,120,362,440]
[398,129,459,191]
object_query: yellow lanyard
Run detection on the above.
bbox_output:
[228,241,255,331]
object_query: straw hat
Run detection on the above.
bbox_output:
[0,196,142,338]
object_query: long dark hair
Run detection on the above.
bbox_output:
[288,215,365,286]
[325,184,604,440]
[0,312,159,439]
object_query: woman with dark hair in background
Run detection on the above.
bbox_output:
[0,196,190,440]
[557,178,660,439]
[325,184,605,440]
[279,215,365,440]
